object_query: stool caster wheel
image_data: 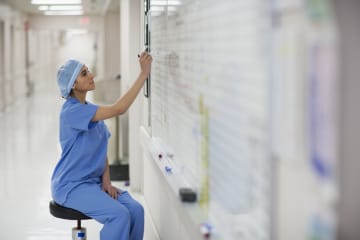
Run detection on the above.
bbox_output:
[72,227,86,240]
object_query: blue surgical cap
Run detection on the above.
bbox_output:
[57,59,84,98]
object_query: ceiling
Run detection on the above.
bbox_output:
[0,0,120,16]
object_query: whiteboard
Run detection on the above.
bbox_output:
[148,0,272,239]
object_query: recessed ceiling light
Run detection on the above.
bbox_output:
[31,0,82,5]
[49,5,83,11]
[151,0,181,5]
[44,10,83,15]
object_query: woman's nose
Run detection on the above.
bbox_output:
[89,71,94,78]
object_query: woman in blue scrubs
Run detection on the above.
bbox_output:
[51,51,152,240]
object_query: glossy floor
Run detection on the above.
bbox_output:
[0,90,157,240]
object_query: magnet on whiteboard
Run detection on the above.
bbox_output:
[200,221,213,238]
[165,166,172,173]
[179,188,197,202]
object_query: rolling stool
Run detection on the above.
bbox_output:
[49,200,91,240]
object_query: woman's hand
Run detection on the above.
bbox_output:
[101,157,121,199]
[102,182,121,199]
[139,51,152,77]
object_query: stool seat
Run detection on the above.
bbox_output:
[49,200,91,220]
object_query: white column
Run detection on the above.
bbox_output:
[120,0,143,192]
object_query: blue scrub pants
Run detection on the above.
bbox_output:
[63,182,144,240]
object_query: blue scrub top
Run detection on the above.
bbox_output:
[51,97,110,204]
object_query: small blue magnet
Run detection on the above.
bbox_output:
[165,166,172,173]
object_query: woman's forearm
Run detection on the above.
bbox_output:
[111,72,148,115]
[92,51,152,122]
[92,72,148,121]
[102,157,111,185]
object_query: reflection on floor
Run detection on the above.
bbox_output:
[0,91,157,240]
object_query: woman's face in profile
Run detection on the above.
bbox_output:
[73,65,95,92]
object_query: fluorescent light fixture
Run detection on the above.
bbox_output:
[38,5,82,11]
[44,10,84,15]
[38,6,49,11]
[31,0,82,5]
[151,0,166,5]
[168,0,181,5]
[151,0,181,5]
[49,5,82,11]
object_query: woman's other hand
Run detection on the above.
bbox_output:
[102,182,121,199]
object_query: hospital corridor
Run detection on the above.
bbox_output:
[1,0,360,240]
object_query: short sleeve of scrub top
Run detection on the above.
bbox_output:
[51,97,111,205]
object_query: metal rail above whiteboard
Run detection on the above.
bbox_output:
[144,0,152,129]
[143,0,151,99]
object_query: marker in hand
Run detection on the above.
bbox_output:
[138,49,150,58]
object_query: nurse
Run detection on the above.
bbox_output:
[51,51,152,240]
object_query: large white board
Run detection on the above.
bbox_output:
[148,0,272,239]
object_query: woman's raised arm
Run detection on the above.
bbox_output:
[92,51,152,121]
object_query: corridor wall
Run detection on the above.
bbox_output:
[0,4,27,111]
